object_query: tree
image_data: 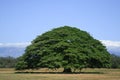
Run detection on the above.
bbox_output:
[111,54,120,68]
[15,26,111,72]
[0,56,17,68]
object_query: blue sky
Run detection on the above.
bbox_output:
[0,0,120,43]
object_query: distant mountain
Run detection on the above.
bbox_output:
[0,42,30,57]
[0,47,25,58]
[101,40,120,56]
[0,46,120,58]
[107,46,120,56]
[0,40,120,57]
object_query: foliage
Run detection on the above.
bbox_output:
[0,56,17,68]
[15,26,111,72]
[111,54,120,68]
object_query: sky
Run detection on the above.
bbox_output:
[0,0,120,47]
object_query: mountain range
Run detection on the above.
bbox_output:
[0,40,120,57]
[0,47,25,57]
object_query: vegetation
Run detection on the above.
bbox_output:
[111,54,120,68]
[0,54,119,69]
[15,26,111,72]
[0,56,17,68]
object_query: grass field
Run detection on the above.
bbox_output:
[0,68,120,80]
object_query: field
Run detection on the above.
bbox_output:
[0,68,120,80]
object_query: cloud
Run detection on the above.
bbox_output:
[100,40,120,55]
[0,40,120,48]
[0,42,31,48]
[100,40,120,48]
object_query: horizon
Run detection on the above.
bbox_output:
[0,40,120,49]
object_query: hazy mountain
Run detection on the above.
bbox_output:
[0,40,120,57]
[0,47,25,57]
[0,42,30,57]
[101,40,120,56]
[107,46,120,56]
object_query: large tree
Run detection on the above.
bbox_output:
[15,26,111,72]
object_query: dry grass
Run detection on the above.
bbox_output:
[0,68,120,80]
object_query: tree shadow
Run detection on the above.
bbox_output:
[15,71,104,74]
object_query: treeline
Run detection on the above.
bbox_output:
[0,54,120,68]
[0,56,17,68]
[111,54,120,68]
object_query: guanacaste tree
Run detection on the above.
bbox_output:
[15,26,111,72]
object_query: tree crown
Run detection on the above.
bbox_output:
[15,26,111,72]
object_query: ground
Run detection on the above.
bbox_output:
[0,68,120,80]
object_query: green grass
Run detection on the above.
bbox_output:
[0,68,120,80]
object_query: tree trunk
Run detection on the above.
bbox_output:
[63,68,72,73]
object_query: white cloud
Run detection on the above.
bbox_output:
[100,40,120,48]
[0,40,120,48]
[100,40,120,55]
[0,42,31,48]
